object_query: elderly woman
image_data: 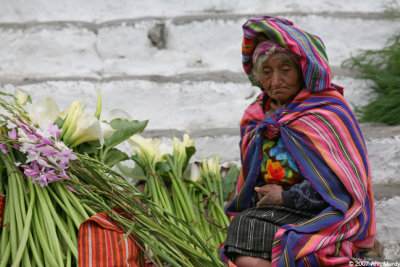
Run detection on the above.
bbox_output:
[221,16,376,266]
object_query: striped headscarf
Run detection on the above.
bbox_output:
[242,16,341,94]
[224,16,375,266]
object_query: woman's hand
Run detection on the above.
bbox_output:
[255,184,283,206]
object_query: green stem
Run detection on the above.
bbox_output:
[32,206,59,266]
[41,184,78,260]
[194,190,212,245]
[34,184,64,266]
[63,183,89,219]
[0,242,10,267]
[11,180,35,267]
[171,186,189,234]
[215,157,224,208]
[166,157,196,223]
[0,191,9,258]
[28,232,44,267]
[82,203,97,217]
[53,183,84,228]
[8,174,19,261]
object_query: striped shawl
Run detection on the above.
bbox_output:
[224,16,376,266]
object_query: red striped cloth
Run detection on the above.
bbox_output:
[78,212,149,267]
[0,195,5,229]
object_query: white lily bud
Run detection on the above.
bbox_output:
[31,97,60,130]
[16,89,27,105]
[183,134,195,148]
[189,163,201,182]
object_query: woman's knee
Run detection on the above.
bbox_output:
[235,255,271,267]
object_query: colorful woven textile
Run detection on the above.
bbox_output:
[224,16,375,266]
[78,212,149,267]
[242,16,340,94]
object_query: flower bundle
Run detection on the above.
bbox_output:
[129,134,230,256]
[0,90,233,266]
[0,92,97,266]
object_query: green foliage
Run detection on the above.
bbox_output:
[105,118,148,148]
[342,32,400,125]
[383,0,400,18]
[222,164,239,202]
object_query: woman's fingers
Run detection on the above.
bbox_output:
[255,184,283,206]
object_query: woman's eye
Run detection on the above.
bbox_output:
[262,69,272,75]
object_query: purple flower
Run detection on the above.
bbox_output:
[0,143,8,154]
[23,168,41,178]
[9,121,77,187]
[41,148,58,156]
[8,128,18,140]
[36,174,49,187]
[48,124,62,140]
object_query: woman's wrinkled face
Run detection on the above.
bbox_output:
[258,53,302,106]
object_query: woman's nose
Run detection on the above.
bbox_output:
[270,72,283,88]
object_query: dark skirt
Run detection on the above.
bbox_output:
[224,205,316,260]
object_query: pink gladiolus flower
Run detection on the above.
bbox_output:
[48,124,62,140]
[11,122,77,186]
[66,185,78,193]
[23,168,41,178]
[0,143,8,154]
[42,148,58,156]
[8,128,17,140]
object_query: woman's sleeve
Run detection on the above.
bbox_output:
[281,179,328,212]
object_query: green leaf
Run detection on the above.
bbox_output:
[103,148,129,167]
[130,154,146,173]
[183,146,196,171]
[116,163,147,181]
[54,116,65,129]
[222,164,240,202]
[75,140,101,155]
[104,119,148,149]
[94,89,102,120]
[155,161,171,176]
[155,161,172,185]
[26,94,32,104]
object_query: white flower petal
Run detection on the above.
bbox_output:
[31,97,60,130]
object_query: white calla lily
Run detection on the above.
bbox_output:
[31,97,60,130]
[101,108,132,122]
[159,142,173,158]
[206,157,217,173]
[60,101,105,148]
[61,101,84,142]
[183,134,195,148]
[58,110,68,120]
[68,113,103,148]
[100,121,115,139]
[190,163,201,182]
[16,89,28,105]
[129,135,171,164]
